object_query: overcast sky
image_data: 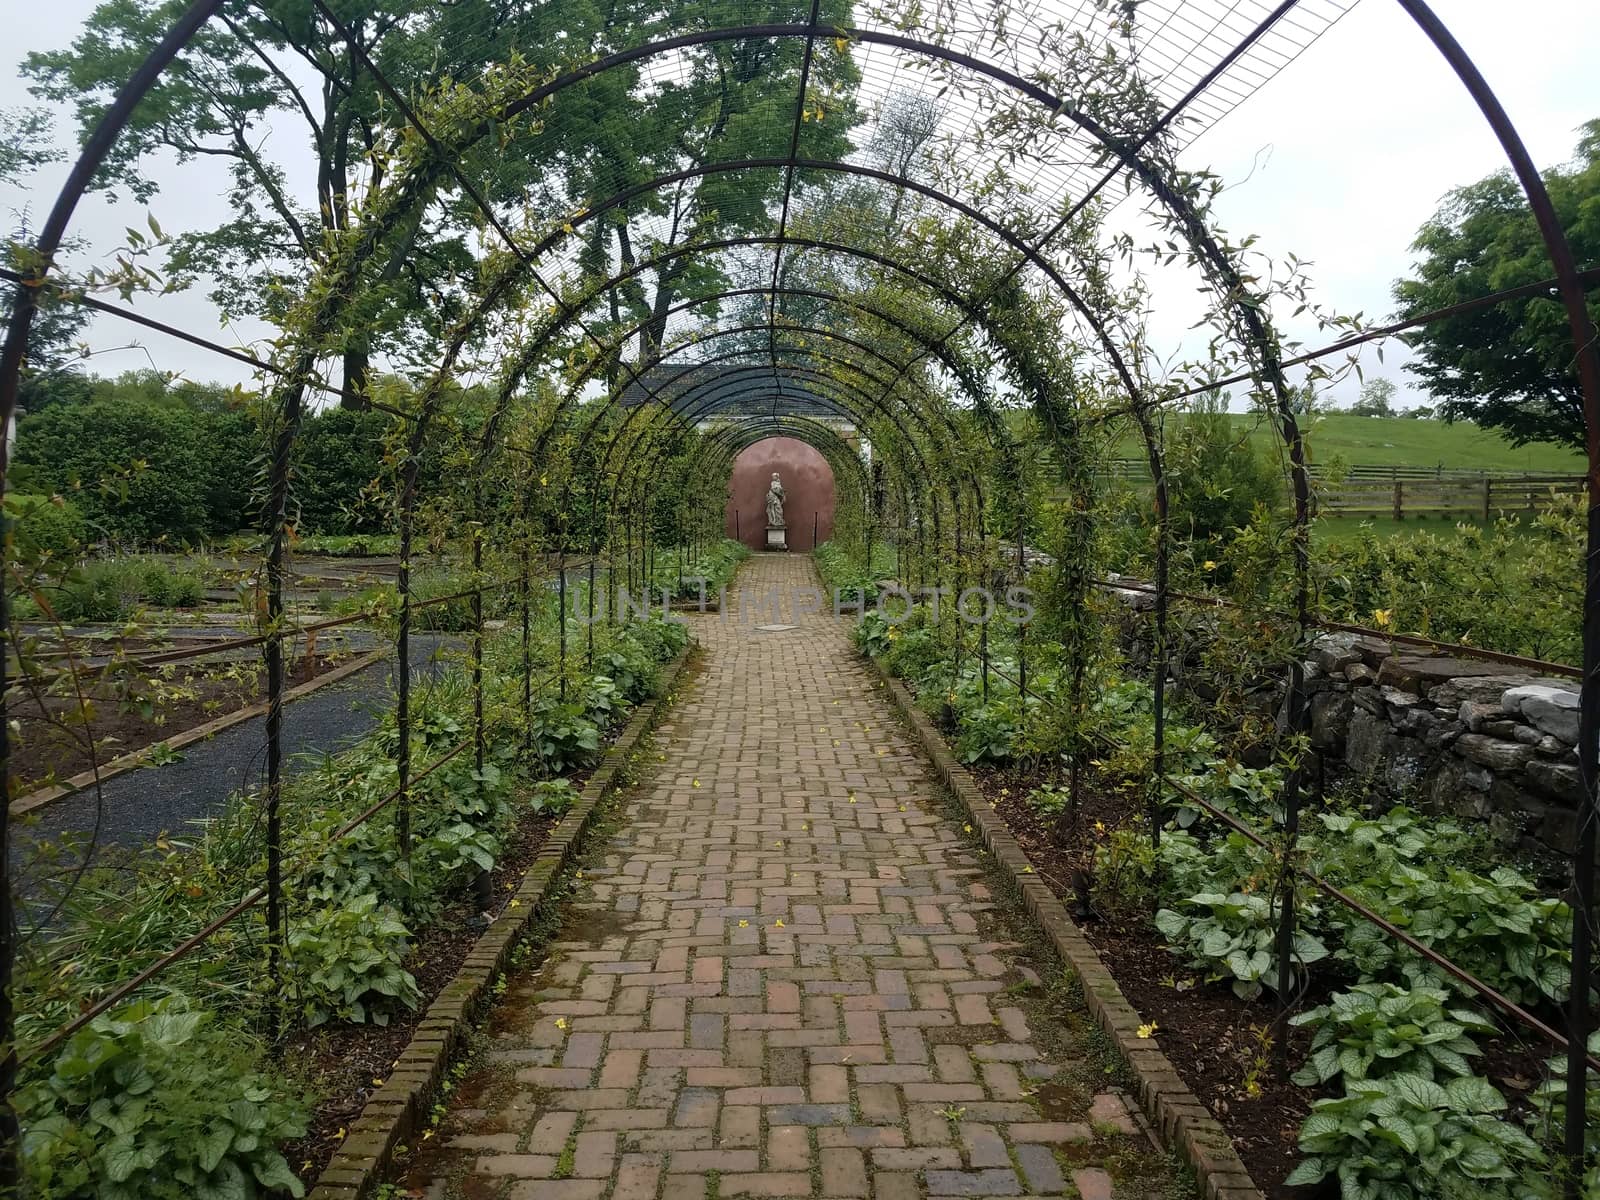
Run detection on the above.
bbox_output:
[4,0,1598,411]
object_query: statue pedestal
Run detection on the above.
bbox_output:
[766,525,788,551]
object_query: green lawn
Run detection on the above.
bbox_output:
[1111,413,1585,474]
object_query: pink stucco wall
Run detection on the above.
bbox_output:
[724,437,836,550]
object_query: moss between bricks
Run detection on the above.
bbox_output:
[864,656,1266,1200]
[306,642,695,1200]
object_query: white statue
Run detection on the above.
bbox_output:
[765,472,786,528]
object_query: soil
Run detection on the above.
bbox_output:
[963,758,1562,1200]
[8,652,347,794]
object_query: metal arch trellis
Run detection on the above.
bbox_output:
[0,0,1593,1191]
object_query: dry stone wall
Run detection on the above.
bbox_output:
[1103,580,1584,864]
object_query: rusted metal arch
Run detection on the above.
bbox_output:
[481,231,1001,506]
[560,352,952,604]
[540,335,961,576]
[598,362,954,565]
[458,217,1034,542]
[566,337,953,506]
[488,153,1141,386]
[579,337,975,567]
[0,1,1594,1182]
[541,303,985,560]
[610,374,951,551]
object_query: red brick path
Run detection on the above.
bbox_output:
[408,555,1171,1200]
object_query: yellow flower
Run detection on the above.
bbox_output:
[555,1017,568,1030]
[1203,560,1218,571]
[1136,1021,1159,1039]
[738,919,749,928]
[1372,608,1393,628]
[1094,821,1107,835]
[509,898,521,909]
[963,824,972,833]
[774,919,785,928]
[692,778,701,788]
[1021,865,1033,874]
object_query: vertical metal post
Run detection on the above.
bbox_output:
[813,510,818,549]
[396,483,413,856]
[558,530,568,703]
[1016,505,1027,701]
[520,536,532,757]
[470,513,491,911]
[262,380,307,1038]
[471,519,485,779]
[587,533,598,667]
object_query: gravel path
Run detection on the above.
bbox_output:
[12,634,460,882]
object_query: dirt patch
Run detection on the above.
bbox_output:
[967,760,1318,1195]
[963,757,1564,1200]
[9,652,348,793]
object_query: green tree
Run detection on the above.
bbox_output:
[14,399,215,543]
[1164,398,1284,563]
[1393,120,1600,448]
[24,0,580,405]
[1348,377,1397,417]
[565,1,863,380]
[0,106,57,182]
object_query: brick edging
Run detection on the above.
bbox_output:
[866,655,1264,1200]
[307,643,694,1200]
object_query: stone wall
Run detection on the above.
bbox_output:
[1103,581,1584,864]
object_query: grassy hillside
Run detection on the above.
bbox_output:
[1111,413,1585,474]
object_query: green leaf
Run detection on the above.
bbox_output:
[1284,1157,1328,1186]
[1387,1074,1449,1111]
[1441,1075,1505,1114]
[1376,1115,1419,1153]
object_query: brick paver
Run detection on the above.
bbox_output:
[406,554,1178,1200]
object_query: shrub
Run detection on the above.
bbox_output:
[1162,398,1283,565]
[1154,889,1328,1000]
[13,396,252,544]
[528,696,601,773]
[18,995,308,1199]
[1289,983,1495,1087]
[286,892,422,1027]
[1288,1073,1541,1200]
[528,778,577,816]
[8,492,85,557]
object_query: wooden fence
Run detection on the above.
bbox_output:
[1081,457,1582,519]
[1315,475,1583,520]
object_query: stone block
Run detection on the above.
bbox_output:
[1377,656,1521,699]
[1453,733,1533,773]
[1310,691,1353,751]
[1344,662,1378,687]
[1526,758,1582,806]
[1502,684,1580,744]
[1457,700,1502,731]
[1313,633,1362,674]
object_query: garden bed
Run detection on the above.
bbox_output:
[282,783,576,1182]
[8,651,354,795]
[964,758,1567,1198]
